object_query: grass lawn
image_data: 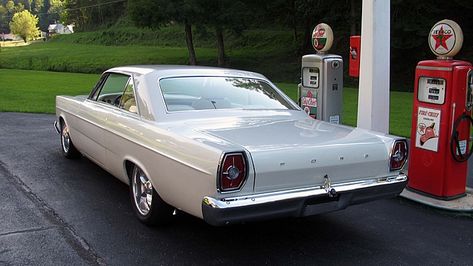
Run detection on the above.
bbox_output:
[0,69,99,113]
[0,69,413,137]
[277,83,413,136]
[0,42,215,73]
[0,41,298,82]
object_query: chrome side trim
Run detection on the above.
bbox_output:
[416,65,452,72]
[56,107,213,176]
[203,173,407,209]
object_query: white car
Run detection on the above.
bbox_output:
[55,65,408,226]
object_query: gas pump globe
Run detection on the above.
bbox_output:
[408,19,473,199]
[298,23,343,124]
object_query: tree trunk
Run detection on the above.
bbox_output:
[216,27,225,66]
[291,0,298,44]
[303,18,313,51]
[184,21,197,65]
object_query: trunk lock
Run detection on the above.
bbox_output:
[322,174,337,197]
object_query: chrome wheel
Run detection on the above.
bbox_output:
[132,167,153,216]
[61,124,71,153]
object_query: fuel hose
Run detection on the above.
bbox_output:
[450,112,473,162]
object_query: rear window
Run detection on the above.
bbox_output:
[159,76,294,112]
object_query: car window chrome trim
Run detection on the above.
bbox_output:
[93,72,132,105]
[88,73,108,100]
[84,98,141,119]
[117,74,142,116]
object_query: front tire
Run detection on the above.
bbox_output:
[129,165,174,225]
[60,121,80,159]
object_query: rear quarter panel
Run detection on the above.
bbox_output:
[103,112,225,218]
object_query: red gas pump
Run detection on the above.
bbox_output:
[349,36,361,78]
[408,20,473,199]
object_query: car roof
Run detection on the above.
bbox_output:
[106,65,267,79]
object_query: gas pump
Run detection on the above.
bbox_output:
[408,19,473,199]
[298,23,343,124]
[349,35,361,78]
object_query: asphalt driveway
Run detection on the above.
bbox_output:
[0,112,472,265]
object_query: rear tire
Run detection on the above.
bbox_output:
[60,120,80,159]
[129,165,174,226]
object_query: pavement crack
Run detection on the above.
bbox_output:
[0,226,56,237]
[0,160,106,266]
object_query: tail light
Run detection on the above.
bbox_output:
[218,152,247,192]
[390,140,408,171]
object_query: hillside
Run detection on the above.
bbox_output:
[0,24,302,83]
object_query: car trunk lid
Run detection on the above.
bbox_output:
[192,116,390,193]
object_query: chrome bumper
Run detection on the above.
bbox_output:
[202,173,408,226]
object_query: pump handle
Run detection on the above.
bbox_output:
[450,112,473,162]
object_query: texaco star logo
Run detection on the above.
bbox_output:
[428,21,460,56]
[432,26,453,50]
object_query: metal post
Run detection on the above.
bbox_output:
[357,0,390,133]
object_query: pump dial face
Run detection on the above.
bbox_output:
[428,19,463,58]
[312,23,333,53]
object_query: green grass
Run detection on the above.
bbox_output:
[277,83,414,136]
[0,26,300,82]
[0,42,216,73]
[51,24,296,51]
[0,69,413,137]
[0,69,99,113]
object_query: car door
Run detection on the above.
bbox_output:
[76,72,130,168]
[102,76,144,182]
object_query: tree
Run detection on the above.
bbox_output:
[65,0,126,31]
[49,0,67,23]
[0,5,7,33]
[9,10,40,42]
[5,0,15,14]
[198,0,248,66]
[128,0,201,65]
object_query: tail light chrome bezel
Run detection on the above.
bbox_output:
[390,139,408,171]
[217,152,248,193]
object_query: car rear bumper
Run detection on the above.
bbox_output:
[202,173,407,226]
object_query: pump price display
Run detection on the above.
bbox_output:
[302,67,319,88]
[417,77,446,104]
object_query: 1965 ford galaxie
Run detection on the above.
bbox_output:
[55,65,408,226]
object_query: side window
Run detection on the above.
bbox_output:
[119,79,138,114]
[89,74,107,100]
[95,73,130,107]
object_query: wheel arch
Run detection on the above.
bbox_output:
[58,115,65,127]
[122,157,154,187]
[57,112,70,131]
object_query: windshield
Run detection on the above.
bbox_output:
[159,76,295,112]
